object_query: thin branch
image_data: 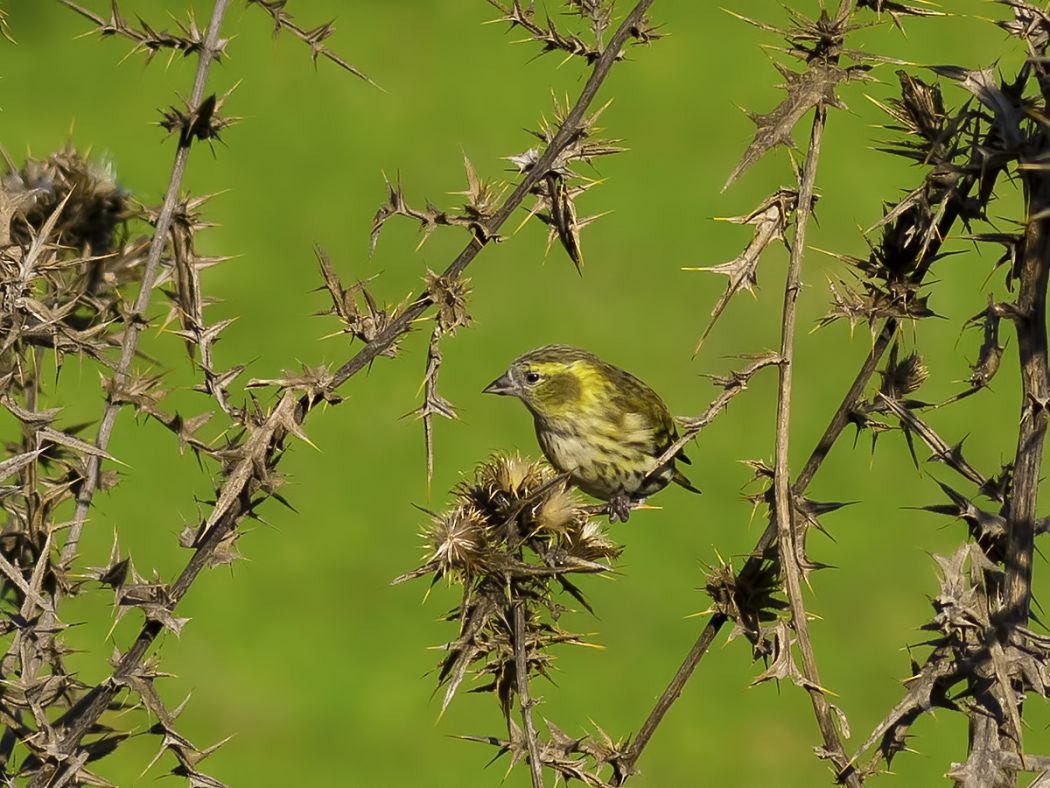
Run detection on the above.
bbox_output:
[642,352,782,483]
[877,394,993,493]
[609,614,724,784]
[514,601,545,788]
[245,0,379,88]
[57,0,224,62]
[773,104,857,784]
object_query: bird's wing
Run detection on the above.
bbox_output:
[606,364,685,458]
[652,407,694,465]
[648,401,681,457]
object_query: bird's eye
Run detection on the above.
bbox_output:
[524,371,542,384]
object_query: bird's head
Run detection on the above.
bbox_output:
[483,345,599,418]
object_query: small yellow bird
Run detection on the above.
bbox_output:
[483,345,700,521]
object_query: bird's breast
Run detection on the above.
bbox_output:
[534,416,672,500]
[537,426,593,475]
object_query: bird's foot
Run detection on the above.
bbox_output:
[607,492,632,523]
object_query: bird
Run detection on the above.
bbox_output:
[482,345,700,522]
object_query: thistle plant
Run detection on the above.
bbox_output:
[397,455,623,785]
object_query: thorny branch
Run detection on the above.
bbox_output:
[643,352,783,486]
[486,0,654,64]
[514,602,545,788]
[329,0,654,393]
[245,0,378,87]
[961,6,1050,781]
[58,0,227,63]
[686,189,798,356]
[1003,64,1050,633]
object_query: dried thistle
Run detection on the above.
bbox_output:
[425,504,489,578]
[398,452,620,729]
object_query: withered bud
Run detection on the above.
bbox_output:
[880,348,928,399]
[425,270,471,335]
[894,70,946,146]
[471,453,554,502]
[562,519,621,562]
[3,146,127,253]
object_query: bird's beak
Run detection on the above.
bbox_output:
[482,370,516,396]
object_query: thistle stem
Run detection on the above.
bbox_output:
[514,601,545,788]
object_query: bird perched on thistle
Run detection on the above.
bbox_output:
[483,345,700,522]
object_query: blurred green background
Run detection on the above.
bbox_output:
[3,0,1050,785]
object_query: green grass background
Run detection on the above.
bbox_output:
[3,1,1050,785]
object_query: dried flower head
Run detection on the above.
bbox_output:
[879,345,928,400]
[425,504,488,576]
[534,484,583,535]
[458,452,556,520]
[558,518,621,563]
[399,451,621,734]
[2,144,128,254]
[425,269,471,335]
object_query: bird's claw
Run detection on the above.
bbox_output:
[608,492,632,523]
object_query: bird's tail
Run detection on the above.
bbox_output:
[672,468,702,495]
